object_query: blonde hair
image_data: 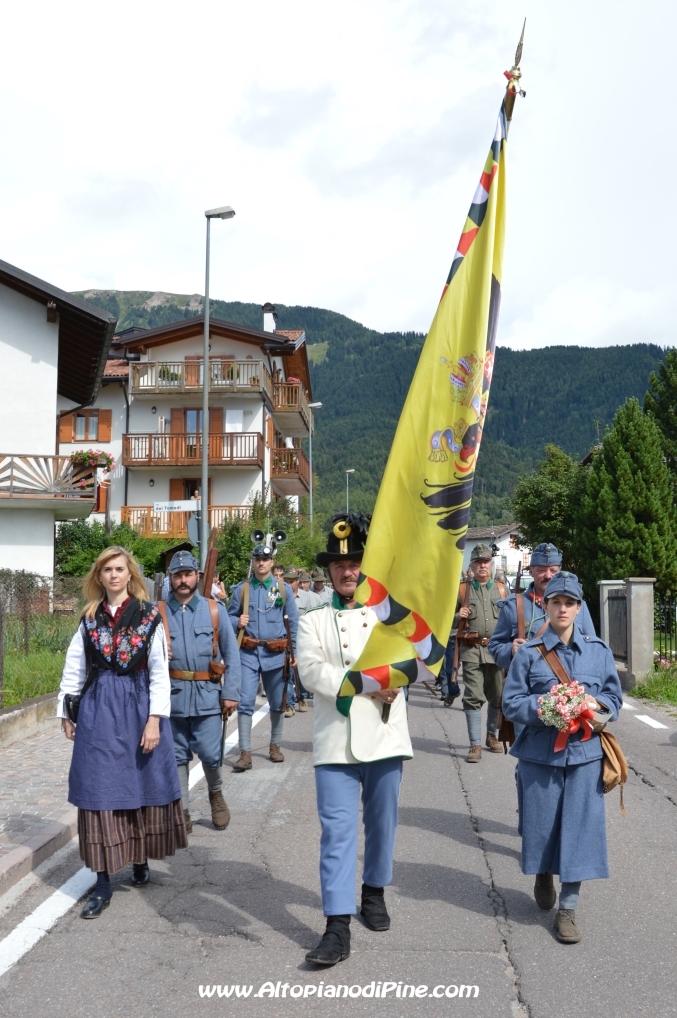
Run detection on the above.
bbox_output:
[82,546,148,619]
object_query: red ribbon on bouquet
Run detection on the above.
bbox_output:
[553,708,595,752]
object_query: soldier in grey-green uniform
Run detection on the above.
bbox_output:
[454,544,509,763]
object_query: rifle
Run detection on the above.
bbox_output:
[236,558,253,649]
[514,561,522,594]
[201,530,219,598]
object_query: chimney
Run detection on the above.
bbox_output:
[262,302,278,333]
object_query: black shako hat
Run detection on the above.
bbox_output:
[316,512,371,566]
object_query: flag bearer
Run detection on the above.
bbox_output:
[502,571,622,943]
[455,544,508,762]
[161,551,241,833]
[229,545,299,770]
[298,514,412,967]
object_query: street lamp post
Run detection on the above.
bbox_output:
[308,401,322,531]
[346,468,355,513]
[201,205,235,569]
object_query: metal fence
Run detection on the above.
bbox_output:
[607,587,628,662]
[0,571,84,709]
[655,597,677,663]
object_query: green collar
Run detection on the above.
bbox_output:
[252,576,273,589]
[332,592,364,611]
[472,579,493,590]
[167,593,200,612]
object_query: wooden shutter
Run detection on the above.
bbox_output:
[98,409,112,443]
[209,407,223,434]
[170,408,184,434]
[266,414,274,448]
[96,482,109,513]
[169,478,183,501]
[58,414,73,443]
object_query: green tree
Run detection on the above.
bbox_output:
[644,347,677,479]
[55,520,187,577]
[577,398,677,597]
[510,445,588,569]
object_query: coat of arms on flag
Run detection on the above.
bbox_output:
[336,45,525,716]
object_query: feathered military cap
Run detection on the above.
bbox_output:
[316,512,371,566]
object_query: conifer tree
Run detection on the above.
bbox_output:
[644,348,677,480]
[577,398,677,596]
[511,445,588,569]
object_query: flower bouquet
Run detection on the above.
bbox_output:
[537,681,596,752]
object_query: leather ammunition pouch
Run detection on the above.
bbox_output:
[241,635,288,653]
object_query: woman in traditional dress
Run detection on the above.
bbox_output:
[58,546,186,919]
[502,571,622,944]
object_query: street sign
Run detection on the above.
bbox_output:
[153,500,200,513]
[187,513,209,548]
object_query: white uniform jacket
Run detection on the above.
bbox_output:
[297,596,413,767]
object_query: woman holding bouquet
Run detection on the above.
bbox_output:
[502,571,622,944]
[58,546,186,919]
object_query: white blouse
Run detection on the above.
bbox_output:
[56,622,171,719]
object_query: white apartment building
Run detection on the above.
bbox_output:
[462,524,530,578]
[57,308,312,539]
[0,259,116,576]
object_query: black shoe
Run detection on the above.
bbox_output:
[81,895,111,919]
[534,872,556,910]
[360,883,391,931]
[131,862,150,886]
[305,916,351,966]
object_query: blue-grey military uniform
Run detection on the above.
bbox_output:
[502,572,622,892]
[228,576,299,715]
[167,591,242,769]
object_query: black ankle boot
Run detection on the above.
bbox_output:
[360,883,390,931]
[132,862,150,886]
[305,915,351,966]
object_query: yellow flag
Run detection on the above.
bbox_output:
[337,87,516,713]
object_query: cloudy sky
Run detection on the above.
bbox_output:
[1,0,675,349]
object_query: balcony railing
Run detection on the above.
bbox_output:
[0,455,96,501]
[130,359,273,399]
[270,447,310,495]
[271,382,310,437]
[122,432,264,468]
[122,505,254,538]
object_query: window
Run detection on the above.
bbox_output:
[59,409,112,444]
[75,411,99,441]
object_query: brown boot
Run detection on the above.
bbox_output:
[209,790,231,830]
[233,750,252,772]
[485,733,503,753]
[183,809,193,834]
[466,745,482,763]
[554,908,582,943]
[269,742,284,763]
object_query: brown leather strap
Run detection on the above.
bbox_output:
[495,581,508,599]
[207,598,219,660]
[536,643,573,684]
[516,593,525,641]
[452,581,471,677]
[157,600,171,656]
[170,669,211,681]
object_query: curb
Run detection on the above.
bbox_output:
[0,807,79,899]
[0,694,59,750]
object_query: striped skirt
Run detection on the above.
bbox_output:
[78,799,187,875]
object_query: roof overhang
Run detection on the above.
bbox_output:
[117,316,299,355]
[0,259,117,406]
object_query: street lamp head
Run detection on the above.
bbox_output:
[309,402,323,409]
[346,469,355,474]
[205,205,235,220]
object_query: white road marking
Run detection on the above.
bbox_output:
[621,701,637,710]
[635,714,669,730]
[0,866,96,978]
[0,702,272,976]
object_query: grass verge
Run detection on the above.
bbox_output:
[631,670,677,706]
[1,652,66,708]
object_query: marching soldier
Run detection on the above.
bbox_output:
[310,567,332,604]
[488,543,596,671]
[228,544,299,770]
[159,551,241,833]
[455,544,509,762]
[298,513,412,967]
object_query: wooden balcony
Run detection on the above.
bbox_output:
[0,455,96,519]
[130,359,273,400]
[270,447,310,496]
[122,505,253,538]
[122,432,264,469]
[271,382,310,437]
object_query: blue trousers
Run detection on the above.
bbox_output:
[315,758,403,916]
[171,715,222,770]
[238,661,286,715]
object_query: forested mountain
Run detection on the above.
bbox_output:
[76,289,668,524]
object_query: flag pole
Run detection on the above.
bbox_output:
[503,19,526,124]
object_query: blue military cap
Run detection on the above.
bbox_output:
[252,544,273,559]
[168,550,200,573]
[530,542,563,567]
[543,571,583,602]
